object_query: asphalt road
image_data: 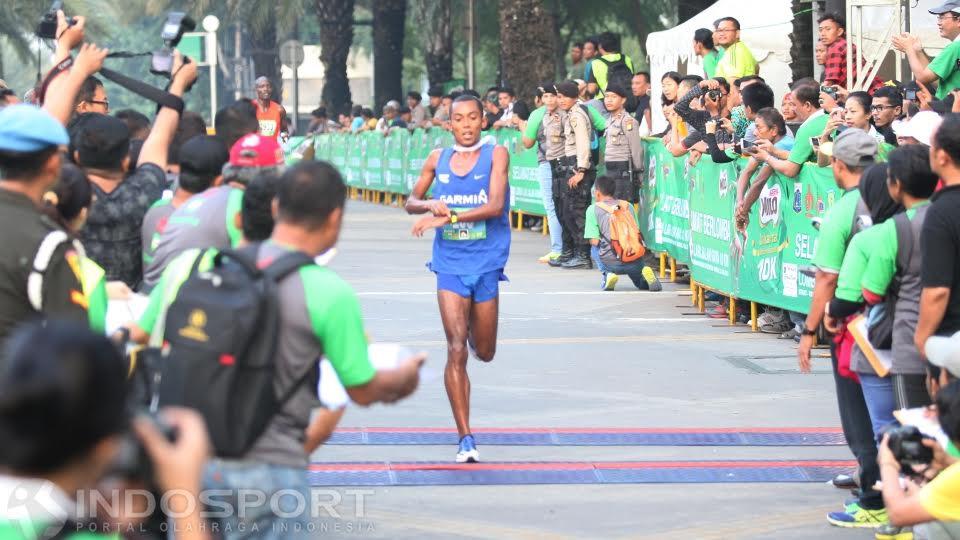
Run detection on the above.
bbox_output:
[310,200,872,540]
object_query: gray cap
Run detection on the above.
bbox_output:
[926,330,960,378]
[930,1,960,14]
[823,128,877,168]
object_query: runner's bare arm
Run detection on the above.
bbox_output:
[405,149,449,216]
[741,165,774,210]
[457,145,510,223]
[279,105,289,136]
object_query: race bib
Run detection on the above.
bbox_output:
[259,119,277,136]
[442,208,486,241]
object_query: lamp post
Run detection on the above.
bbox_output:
[202,15,220,125]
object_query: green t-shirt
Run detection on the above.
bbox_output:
[812,189,862,273]
[703,50,720,78]
[835,225,886,302]
[929,40,960,100]
[585,104,607,132]
[715,41,757,81]
[788,111,829,165]
[859,202,931,297]
[524,106,547,140]
[584,202,639,240]
[588,53,635,96]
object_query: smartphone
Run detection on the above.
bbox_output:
[741,139,755,149]
[820,85,838,99]
[810,136,821,150]
[905,88,918,101]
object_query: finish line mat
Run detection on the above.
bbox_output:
[326,427,847,446]
[307,460,856,486]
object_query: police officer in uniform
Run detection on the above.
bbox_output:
[556,80,600,269]
[542,88,570,267]
[602,82,644,203]
[0,105,87,349]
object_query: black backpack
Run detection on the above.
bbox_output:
[600,55,636,112]
[157,244,316,457]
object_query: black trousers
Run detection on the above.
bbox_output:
[604,161,639,203]
[893,373,931,409]
[831,343,883,510]
[549,159,574,253]
[559,157,595,250]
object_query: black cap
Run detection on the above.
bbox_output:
[178,135,229,184]
[605,82,629,98]
[428,86,443,98]
[555,81,580,99]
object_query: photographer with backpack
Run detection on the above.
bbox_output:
[585,175,660,292]
[586,32,635,111]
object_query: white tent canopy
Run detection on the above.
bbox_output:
[645,0,794,133]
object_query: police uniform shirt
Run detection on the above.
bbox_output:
[543,109,567,161]
[604,111,642,167]
[563,105,592,169]
[0,190,87,346]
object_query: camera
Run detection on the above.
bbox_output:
[151,12,196,77]
[820,85,838,99]
[707,89,722,101]
[36,1,76,39]
[887,425,934,470]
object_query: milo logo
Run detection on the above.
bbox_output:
[759,184,782,226]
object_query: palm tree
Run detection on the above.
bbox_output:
[372,0,406,109]
[410,0,452,88]
[315,0,355,116]
[499,0,554,104]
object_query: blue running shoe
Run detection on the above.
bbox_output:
[456,434,480,463]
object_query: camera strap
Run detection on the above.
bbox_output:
[98,67,184,114]
[37,56,73,105]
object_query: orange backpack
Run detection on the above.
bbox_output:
[597,200,646,263]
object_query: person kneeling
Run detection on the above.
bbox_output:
[584,175,661,292]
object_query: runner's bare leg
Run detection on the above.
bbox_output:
[438,290,474,438]
[468,296,499,362]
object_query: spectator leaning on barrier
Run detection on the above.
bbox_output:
[0,106,88,346]
[733,108,794,223]
[872,86,904,147]
[713,17,758,83]
[818,12,883,94]
[761,82,827,178]
[916,113,960,357]
[694,28,720,79]
[407,91,428,127]
[585,175,661,292]
[895,1,960,100]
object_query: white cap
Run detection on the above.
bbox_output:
[926,330,960,378]
[892,111,942,146]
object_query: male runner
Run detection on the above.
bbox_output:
[406,95,511,463]
[252,76,288,141]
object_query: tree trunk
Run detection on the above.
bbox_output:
[316,0,355,116]
[677,0,713,24]
[249,6,281,100]
[499,0,554,106]
[373,0,406,109]
[790,0,814,83]
[411,0,453,87]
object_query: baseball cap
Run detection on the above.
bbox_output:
[222,133,284,184]
[555,81,580,99]
[926,331,960,378]
[178,135,229,183]
[605,82,629,98]
[0,104,69,152]
[892,111,942,146]
[929,0,960,14]
[820,128,877,167]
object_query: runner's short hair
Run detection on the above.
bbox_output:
[452,94,484,114]
[277,161,347,230]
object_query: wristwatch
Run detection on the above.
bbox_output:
[801,327,817,337]
[449,211,459,224]
[577,167,588,173]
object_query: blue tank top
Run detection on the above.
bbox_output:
[429,144,511,275]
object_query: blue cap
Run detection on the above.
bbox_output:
[0,105,69,152]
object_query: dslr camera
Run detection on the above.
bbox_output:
[707,89,722,102]
[887,425,935,474]
[151,12,196,77]
[36,1,76,39]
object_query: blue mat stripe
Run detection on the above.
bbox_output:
[326,431,846,446]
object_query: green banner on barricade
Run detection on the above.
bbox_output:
[643,140,691,264]
[734,164,839,314]
[383,130,408,193]
[405,129,426,193]
[345,134,364,187]
[687,157,738,293]
[508,148,545,215]
[362,133,385,190]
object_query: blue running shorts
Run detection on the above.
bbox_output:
[436,269,508,303]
